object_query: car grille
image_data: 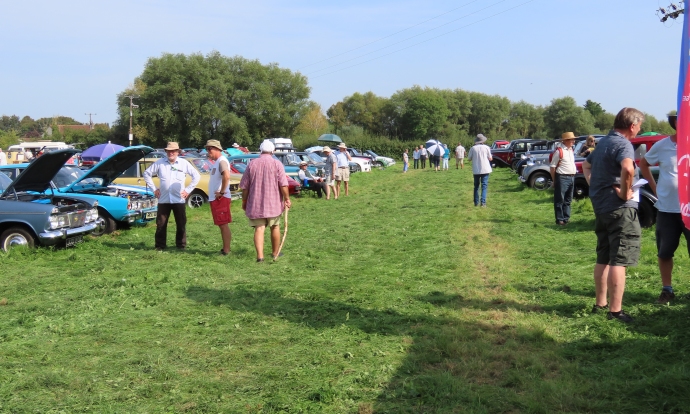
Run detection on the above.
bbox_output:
[68,211,87,228]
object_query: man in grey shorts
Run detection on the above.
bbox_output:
[582,107,643,323]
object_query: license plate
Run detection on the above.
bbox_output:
[145,212,157,219]
[66,235,83,247]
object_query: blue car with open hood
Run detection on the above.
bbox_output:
[0,148,99,251]
[0,145,158,236]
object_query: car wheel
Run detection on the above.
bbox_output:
[510,159,521,171]
[574,179,589,199]
[638,197,656,228]
[529,171,552,190]
[352,164,361,173]
[1,227,35,251]
[92,209,117,237]
[374,161,383,167]
[187,190,207,208]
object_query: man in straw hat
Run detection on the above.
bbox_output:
[467,134,493,207]
[335,143,353,197]
[550,132,578,226]
[239,140,291,262]
[205,139,233,255]
[639,114,690,305]
[144,141,200,251]
[298,161,326,197]
[322,146,337,200]
[582,107,644,323]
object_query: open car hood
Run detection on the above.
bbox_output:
[2,148,79,196]
[64,145,153,191]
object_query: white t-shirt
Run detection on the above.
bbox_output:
[643,137,679,213]
[468,144,493,175]
[455,145,466,159]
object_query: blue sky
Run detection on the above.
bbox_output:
[0,0,684,126]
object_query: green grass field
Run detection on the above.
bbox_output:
[1,165,689,413]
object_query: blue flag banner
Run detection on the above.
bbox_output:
[678,8,690,228]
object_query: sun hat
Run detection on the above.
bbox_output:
[205,139,223,151]
[322,146,332,152]
[475,134,487,144]
[259,140,275,153]
[164,142,180,151]
[299,161,308,166]
[232,143,240,148]
[338,143,347,149]
[560,132,577,141]
[669,114,677,130]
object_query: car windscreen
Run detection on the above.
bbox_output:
[0,171,11,192]
[190,158,212,173]
[54,166,103,188]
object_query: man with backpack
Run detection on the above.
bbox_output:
[550,132,577,225]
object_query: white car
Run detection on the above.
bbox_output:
[305,146,371,173]
[364,150,396,167]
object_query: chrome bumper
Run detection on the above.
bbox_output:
[39,222,98,243]
[518,176,527,183]
[123,207,158,223]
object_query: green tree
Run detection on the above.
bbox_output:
[543,96,597,138]
[466,92,511,138]
[396,87,449,141]
[504,101,545,138]
[326,102,347,134]
[0,115,20,133]
[583,100,605,118]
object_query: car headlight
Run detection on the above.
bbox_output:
[48,213,69,230]
[86,208,98,223]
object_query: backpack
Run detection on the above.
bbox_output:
[548,147,564,166]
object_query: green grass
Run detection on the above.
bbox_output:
[1,165,689,413]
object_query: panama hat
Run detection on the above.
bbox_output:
[164,142,180,151]
[338,143,347,149]
[322,146,332,152]
[560,132,577,141]
[205,139,223,151]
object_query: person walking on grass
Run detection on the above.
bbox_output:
[240,140,291,262]
[413,146,420,169]
[467,134,493,207]
[205,139,233,256]
[455,142,466,169]
[143,142,200,251]
[322,146,337,200]
[420,145,428,169]
[639,114,689,305]
[442,144,450,170]
[335,143,352,197]
[582,107,643,323]
[550,132,577,226]
[403,149,409,173]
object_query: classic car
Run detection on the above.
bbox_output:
[491,140,510,149]
[229,162,302,195]
[363,150,396,167]
[0,149,99,251]
[304,147,370,173]
[273,151,325,176]
[1,145,159,237]
[225,153,318,179]
[113,156,242,208]
[491,139,550,170]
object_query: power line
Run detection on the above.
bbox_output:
[309,0,536,80]
[299,0,485,70]
[305,0,509,76]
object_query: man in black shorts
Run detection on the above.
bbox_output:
[639,114,690,304]
[582,107,644,323]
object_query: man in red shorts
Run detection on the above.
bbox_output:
[240,140,291,262]
[205,139,232,255]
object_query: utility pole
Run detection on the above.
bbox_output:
[85,113,96,130]
[125,95,139,146]
[657,1,685,22]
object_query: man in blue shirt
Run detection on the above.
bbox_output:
[144,142,200,250]
[582,107,643,323]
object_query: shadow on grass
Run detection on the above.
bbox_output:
[184,286,611,412]
[101,241,253,258]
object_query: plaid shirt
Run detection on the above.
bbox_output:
[239,154,288,219]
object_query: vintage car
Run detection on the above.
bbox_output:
[1,146,159,237]
[225,153,318,179]
[0,149,99,251]
[363,150,396,167]
[491,140,510,149]
[229,162,302,195]
[113,156,242,208]
[273,151,325,176]
[491,139,550,170]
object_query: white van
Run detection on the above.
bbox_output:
[267,137,295,152]
[7,141,72,164]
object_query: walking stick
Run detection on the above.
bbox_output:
[275,205,289,260]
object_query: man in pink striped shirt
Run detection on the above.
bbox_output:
[240,140,291,262]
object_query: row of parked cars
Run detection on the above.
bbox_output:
[492,135,667,228]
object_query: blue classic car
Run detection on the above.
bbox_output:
[0,145,158,236]
[0,149,99,251]
[226,153,318,179]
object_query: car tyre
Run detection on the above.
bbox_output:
[1,227,35,251]
[92,209,117,237]
[187,190,207,208]
[352,164,361,173]
[529,171,552,191]
[574,179,589,199]
[510,159,521,171]
[638,197,656,228]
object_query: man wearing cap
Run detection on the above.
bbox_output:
[550,132,578,226]
[205,139,233,255]
[335,143,352,197]
[240,140,291,262]
[298,161,326,198]
[582,107,644,323]
[322,146,337,200]
[639,114,689,305]
[467,134,493,207]
[143,142,201,251]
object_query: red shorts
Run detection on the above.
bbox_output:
[209,197,231,226]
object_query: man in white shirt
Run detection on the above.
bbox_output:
[420,145,428,169]
[298,161,326,197]
[0,148,6,166]
[144,142,200,250]
[549,132,578,225]
[467,134,493,207]
[455,143,466,169]
[639,114,690,304]
[206,139,233,256]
